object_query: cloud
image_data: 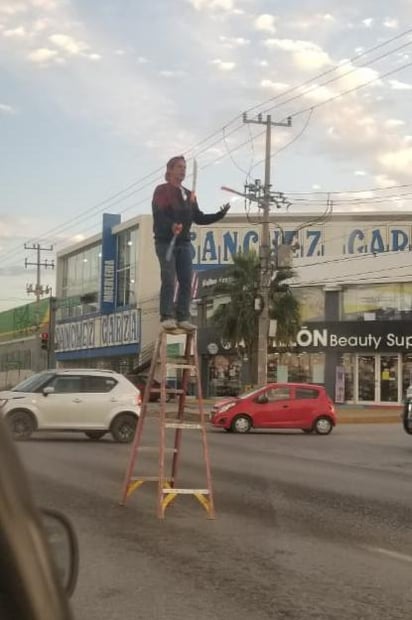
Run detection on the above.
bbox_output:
[188,0,236,11]
[159,69,186,78]
[362,18,374,28]
[354,170,367,176]
[3,26,27,37]
[49,33,89,55]
[31,0,58,8]
[0,2,28,16]
[254,14,277,34]
[378,147,412,175]
[28,47,59,62]
[384,119,405,129]
[211,58,236,71]
[137,56,148,64]
[0,103,16,114]
[389,79,412,90]
[219,35,249,48]
[260,79,289,91]
[263,38,331,70]
[383,18,398,29]
[374,174,397,188]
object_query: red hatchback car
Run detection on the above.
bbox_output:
[210,382,336,434]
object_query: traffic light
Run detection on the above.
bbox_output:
[40,332,49,351]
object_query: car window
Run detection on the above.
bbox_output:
[82,376,117,393]
[266,387,291,401]
[295,388,320,400]
[11,373,55,393]
[49,376,83,394]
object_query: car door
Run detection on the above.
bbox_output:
[38,375,83,429]
[252,386,293,428]
[293,386,322,426]
[79,375,119,428]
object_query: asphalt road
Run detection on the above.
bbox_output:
[17,421,412,620]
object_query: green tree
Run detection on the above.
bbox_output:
[211,251,300,385]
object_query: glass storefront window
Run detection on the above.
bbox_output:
[60,243,101,319]
[293,287,325,322]
[402,354,412,397]
[267,352,325,384]
[343,283,412,320]
[116,228,137,308]
[339,353,355,401]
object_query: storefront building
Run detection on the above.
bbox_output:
[0,298,52,390]
[54,211,412,403]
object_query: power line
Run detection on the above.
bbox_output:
[2,29,412,268]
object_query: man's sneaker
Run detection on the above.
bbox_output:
[177,320,197,332]
[161,319,177,330]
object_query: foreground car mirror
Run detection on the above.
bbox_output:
[256,394,268,404]
[41,509,79,597]
[43,386,55,397]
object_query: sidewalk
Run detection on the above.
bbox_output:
[184,397,403,425]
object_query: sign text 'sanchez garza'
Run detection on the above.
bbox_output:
[190,224,412,265]
[55,309,140,352]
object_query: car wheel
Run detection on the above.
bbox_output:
[7,410,36,440]
[314,416,333,435]
[111,413,138,443]
[231,414,252,433]
[85,431,106,441]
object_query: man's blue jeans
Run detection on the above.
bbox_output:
[155,241,193,322]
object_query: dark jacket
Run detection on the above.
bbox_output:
[152,183,226,243]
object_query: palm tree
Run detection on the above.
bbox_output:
[211,251,300,384]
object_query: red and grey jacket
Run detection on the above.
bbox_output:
[152,183,226,243]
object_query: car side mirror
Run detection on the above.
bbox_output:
[43,386,55,397]
[41,509,79,597]
[256,394,268,404]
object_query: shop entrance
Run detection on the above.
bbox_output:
[357,354,400,403]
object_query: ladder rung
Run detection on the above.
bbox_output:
[139,447,177,453]
[150,388,186,395]
[130,476,173,482]
[161,488,210,495]
[166,363,196,370]
[164,422,202,430]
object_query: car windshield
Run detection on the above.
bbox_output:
[11,373,54,393]
[238,386,264,399]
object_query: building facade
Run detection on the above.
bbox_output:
[0,298,52,390]
[54,211,412,405]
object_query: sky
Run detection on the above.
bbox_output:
[1,0,412,310]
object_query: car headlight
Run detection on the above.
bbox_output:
[217,403,236,414]
[0,399,8,408]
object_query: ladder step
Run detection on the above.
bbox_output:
[161,488,210,495]
[130,476,173,482]
[150,388,186,395]
[166,363,196,370]
[164,422,202,430]
[139,447,177,453]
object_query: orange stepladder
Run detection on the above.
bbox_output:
[120,328,215,519]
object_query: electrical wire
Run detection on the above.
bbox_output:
[2,29,412,269]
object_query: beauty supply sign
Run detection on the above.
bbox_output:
[276,321,412,352]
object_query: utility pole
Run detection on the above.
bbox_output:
[243,113,292,386]
[24,243,54,302]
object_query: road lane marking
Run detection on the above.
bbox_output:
[365,546,412,564]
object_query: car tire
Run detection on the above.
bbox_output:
[7,410,36,440]
[85,431,106,441]
[314,416,333,435]
[231,414,252,433]
[111,413,138,443]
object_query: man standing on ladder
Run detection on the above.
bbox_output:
[152,155,231,331]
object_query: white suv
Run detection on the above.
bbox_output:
[0,369,141,443]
